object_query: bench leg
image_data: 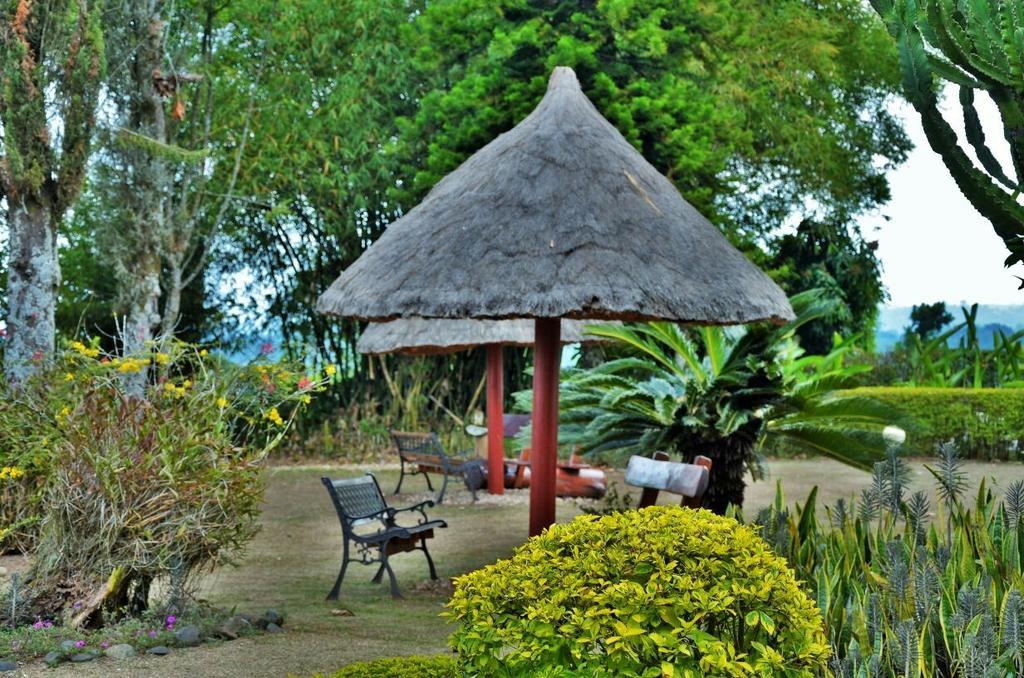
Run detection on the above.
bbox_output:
[436,468,449,504]
[371,561,386,584]
[326,541,350,601]
[421,537,438,580]
[394,460,406,495]
[381,551,402,599]
[422,470,434,492]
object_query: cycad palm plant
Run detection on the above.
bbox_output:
[544,291,895,512]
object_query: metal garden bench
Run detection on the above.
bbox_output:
[389,431,482,503]
[321,474,447,599]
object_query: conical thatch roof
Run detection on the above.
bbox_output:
[317,67,793,325]
[357,318,615,355]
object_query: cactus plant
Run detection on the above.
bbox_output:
[870,0,1024,270]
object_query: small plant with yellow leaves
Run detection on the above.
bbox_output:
[448,506,829,676]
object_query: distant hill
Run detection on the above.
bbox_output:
[876,304,1024,351]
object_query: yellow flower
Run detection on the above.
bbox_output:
[199,349,208,357]
[69,341,100,358]
[118,358,147,374]
[0,466,25,481]
[154,353,170,365]
[299,394,312,405]
[58,406,71,419]
[64,372,75,382]
[217,397,228,409]
[264,407,284,427]
[163,382,186,399]
[182,379,192,389]
[325,364,337,377]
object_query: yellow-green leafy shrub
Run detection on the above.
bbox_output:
[448,506,829,677]
[844,387,1024,459]
[322,655,455,677]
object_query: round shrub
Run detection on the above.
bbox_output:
[326,655,456,677]
[448,506,829,677]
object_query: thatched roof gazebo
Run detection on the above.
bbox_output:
[357,318,604,356]
[358,318,613,495]
[318,66,793,535]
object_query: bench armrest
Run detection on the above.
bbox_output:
[388,500,435,524]
[348,508,389,523]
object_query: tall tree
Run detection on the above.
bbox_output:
[96,0,261,366]
[397,0,912,240]
[0,0,104,383]
[769,219,887,353]
[210,0,419,373]
[870,0,1024,275]
[909,301,953,339]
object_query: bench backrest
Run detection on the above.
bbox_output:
[390,431,446,463]
[322,474,388,531]
[502,414,531,438]
[624,452,712,508]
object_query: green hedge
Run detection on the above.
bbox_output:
[844,387,1024,460]
[322,655,455,677]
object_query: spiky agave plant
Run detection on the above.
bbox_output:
[537,290,896,513]
[755,459,1024,677]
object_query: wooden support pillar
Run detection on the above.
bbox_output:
[486,344,505,495]
[529,318,561,536]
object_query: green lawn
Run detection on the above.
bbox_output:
[12,458,1024,677]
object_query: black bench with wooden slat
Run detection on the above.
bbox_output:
[321,474,447,599]
[390,430,482,503]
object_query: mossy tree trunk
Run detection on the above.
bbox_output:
[4,198,58,384]
[0,0,104,384]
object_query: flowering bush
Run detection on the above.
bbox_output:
[0,339,325,625]
[0,465,27,546]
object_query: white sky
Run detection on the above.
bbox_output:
[864,91,1024,307]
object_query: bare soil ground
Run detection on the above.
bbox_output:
[4,457,1024,677]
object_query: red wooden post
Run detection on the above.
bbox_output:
[486,344,505,495]
[529,318,561,536]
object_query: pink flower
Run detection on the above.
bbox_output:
[74,640,85,649]
[297,376,312,390]
[100,641,109,649]
[260,342,274,356]
[148,630,157,638]
[32,620,43,630]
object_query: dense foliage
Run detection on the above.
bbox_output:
[769,219,887,354]
[869,304,1024,388]
[909,302,955,339]
[1,0,908,420]
[0,341,322,625]
[325,655,456,677]
[753,445,1024,676]
[448,506,829,677]
[846,387,1024,460]
[530,292,893,512]
[402,0,909,234]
